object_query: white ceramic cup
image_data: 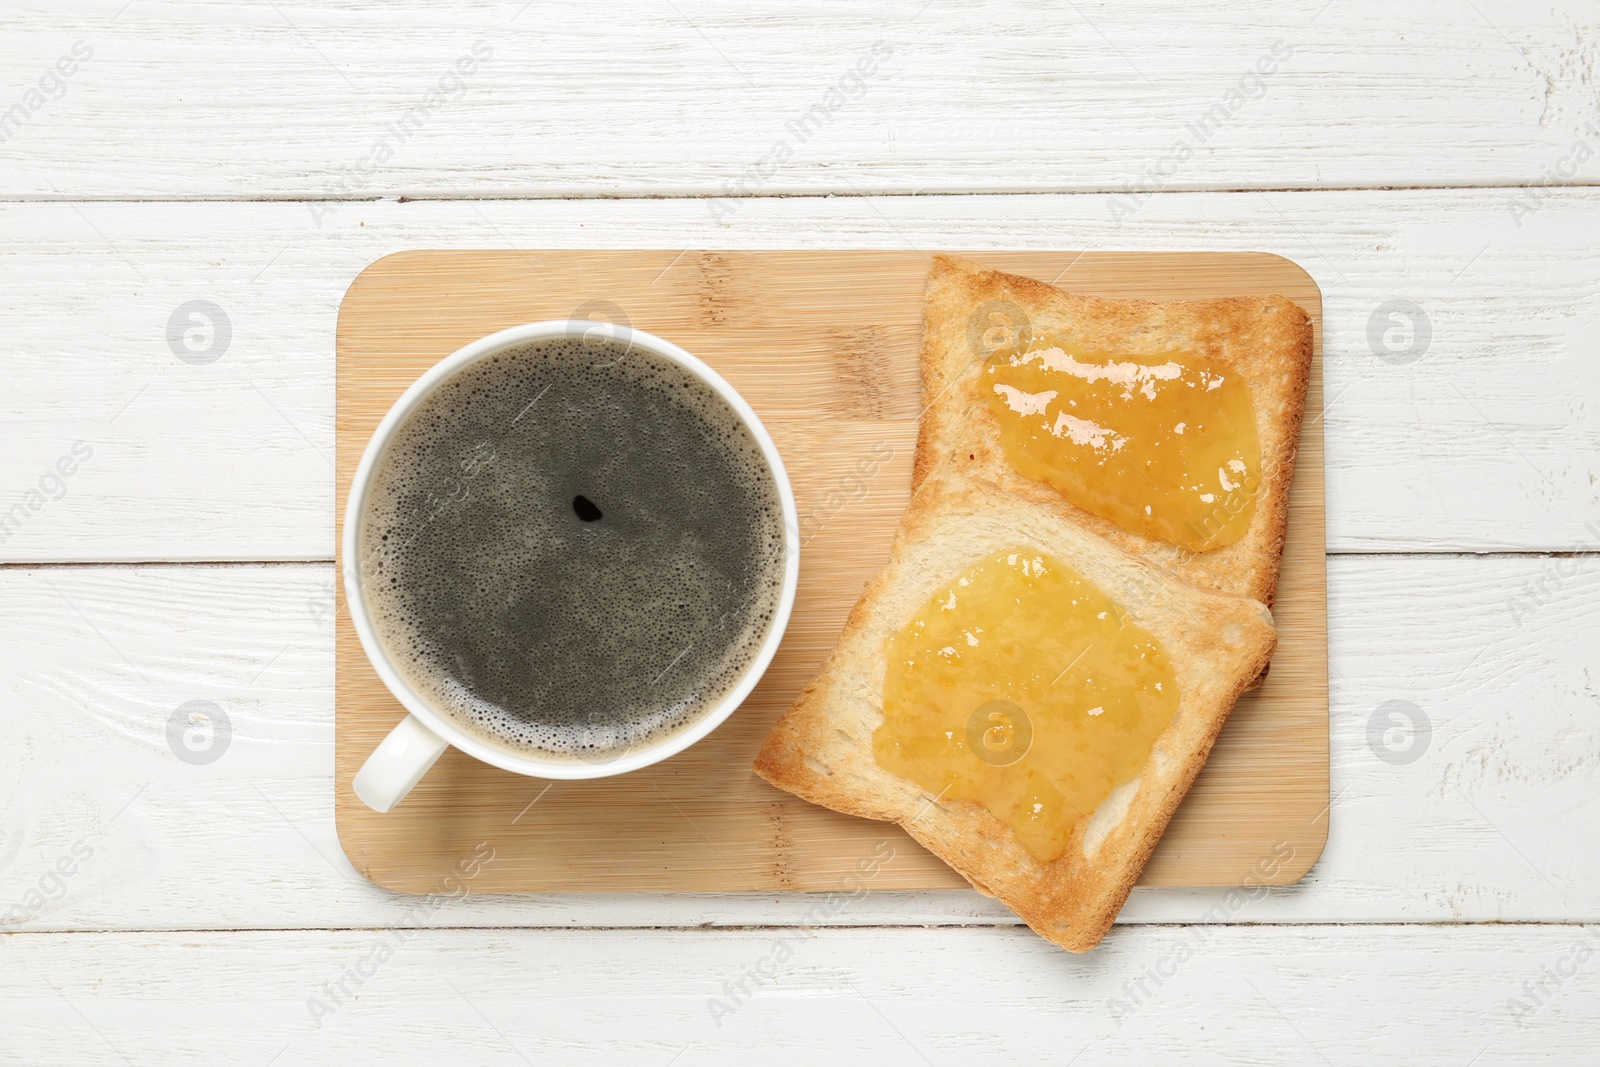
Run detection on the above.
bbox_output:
[345,321,800,813]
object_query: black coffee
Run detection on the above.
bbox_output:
[360,335,786,762]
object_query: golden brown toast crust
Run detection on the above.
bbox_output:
[915,254,1313,604]
[753,475,1277,952]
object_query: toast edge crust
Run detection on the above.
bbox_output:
[912,253,1314,605]
[753,475,1278,952]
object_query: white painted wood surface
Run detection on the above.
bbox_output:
[1,0,1596,198]
[4,0,1599,1060]
[1,190,1597,562]
[1,555,1593,931]
[3,925,1598,1065]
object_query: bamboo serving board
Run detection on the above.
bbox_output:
[334,250,1327,892]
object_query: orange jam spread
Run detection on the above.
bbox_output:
[981,338,1261,552]
[873,548,1179,862]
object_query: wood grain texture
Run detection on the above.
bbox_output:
[0,556,1593,930]
[0,0,1595,1051]
[1,1,1596,198]
[3,925,1598,1065]
[0,190,1594,563]
[332,250,1326,892]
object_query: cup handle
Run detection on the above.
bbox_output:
[353,714,450,813]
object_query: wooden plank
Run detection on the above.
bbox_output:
[0,191,1592,563]
[331,250,1326,891]
[3,925,1597,1064]
[1,0,1591,1043]
[0,554,1591,929]
[1,1,1595,197]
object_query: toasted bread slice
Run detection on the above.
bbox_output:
[753,474,1276,952]
[917,254,1312,604]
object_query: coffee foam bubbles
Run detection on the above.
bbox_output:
[359,336,785,762]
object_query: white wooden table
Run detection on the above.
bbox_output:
[2,2,1597,1063]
